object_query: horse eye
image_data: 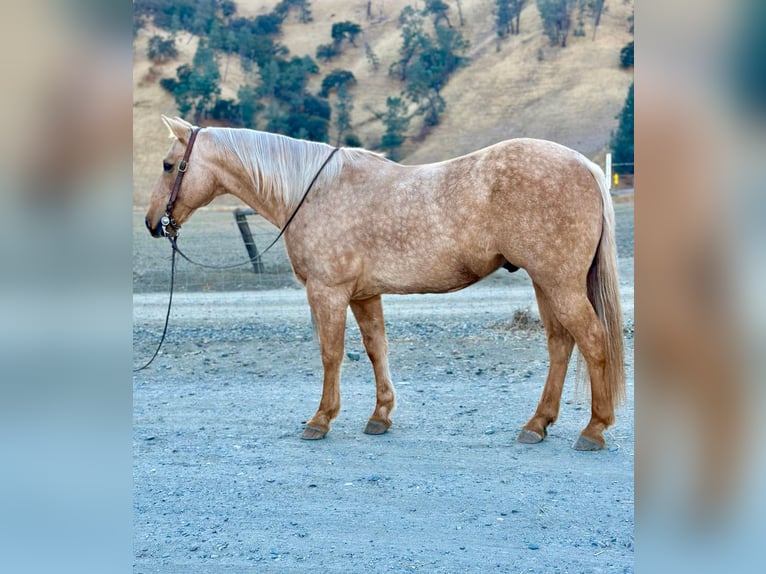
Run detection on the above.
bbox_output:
[163,161,174,173]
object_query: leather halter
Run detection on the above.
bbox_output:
[161,126,201,237]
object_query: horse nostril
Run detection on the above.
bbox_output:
[145,217,161,237]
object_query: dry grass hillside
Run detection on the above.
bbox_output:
[133,0,634,205]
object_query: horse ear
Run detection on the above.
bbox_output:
[160,115,193,144]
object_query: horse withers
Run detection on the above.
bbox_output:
[145,116,624,450]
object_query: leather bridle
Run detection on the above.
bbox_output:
[161,126,202,237]
[136,131,339,372]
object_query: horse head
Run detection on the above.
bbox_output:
[144,115,219,238]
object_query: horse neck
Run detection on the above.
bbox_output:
[218,160,289,228]
[211,128,336,228]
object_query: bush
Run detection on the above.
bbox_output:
[208,99,241,124]
[316,43,340,62]
[320,69,356,97]
[344,134,362,147]
[275,0,313,23]
[620,41,634,69]
[331,21,362,46]
[147,35,178,63]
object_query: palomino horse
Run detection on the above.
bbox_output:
[145,116,624,450]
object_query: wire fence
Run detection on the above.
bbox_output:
[133,208,302,293]
[606,156,635,191]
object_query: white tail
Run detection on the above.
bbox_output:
[577,160,626,407]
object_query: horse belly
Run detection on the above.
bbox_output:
[367,250,502,295]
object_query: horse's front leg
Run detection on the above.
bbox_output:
[301,283,350,440]
[350,295,396,435]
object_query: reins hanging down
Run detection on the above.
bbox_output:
[133,246,177,372]
[134,141,339,372]
[171,146,340,270]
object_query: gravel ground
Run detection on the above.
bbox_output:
[133,200,634,573]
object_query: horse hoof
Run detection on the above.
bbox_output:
[363,420,390,435]
[517,428,545,444]
[572,434,604,451]
[301,425,327,440]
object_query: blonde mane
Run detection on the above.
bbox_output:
[210,128,362,210]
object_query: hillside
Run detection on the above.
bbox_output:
[133,0,634,205]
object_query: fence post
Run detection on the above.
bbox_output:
[605,152,612,192]
[234,208,265,274]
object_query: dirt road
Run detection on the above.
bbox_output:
[133,251,634,573]
[131,24,637,569]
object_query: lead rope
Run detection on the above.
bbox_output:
[133,242,177,372]
[169,146,339,269]
[133,146,339,371]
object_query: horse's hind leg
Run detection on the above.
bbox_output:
[518,282,576,444]
[301,284,349,440]
[350,296,395,435]
[546,288,613,450]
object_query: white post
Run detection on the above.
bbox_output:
[605,152,612,191]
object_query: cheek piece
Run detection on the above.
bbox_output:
[162,126,201,237]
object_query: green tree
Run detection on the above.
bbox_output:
[403,23,468,126]
[135,0,219,36]
[610,82,633,175]
[344,133,363,147]
[208,98,240,123]
[389,5,468,127]
[510,0,527,34]
[331,21,362,47]
[495,0,513,38]
[149,0,329,140]
[620,41,634,69]
[147,34,178,63]
[263,100,289,134]
[333,83,354,146]
[251,13,284,35]
[317,21,362,62]
[536,0,577,47]
[160,40,221,123]
[316,43,340,62]
[390,6,428,81]
[289,94,330,141]
[275,0,313,23]
[423,0,452,28]
[265,56,318,104]
[189,40,222,122]
[320,69,357,98]
[255,55,329,141]
[160,66,193,117]
[377,96,411,160]
[220,1,237,19]
[219,17,283,68]
[495,0,527,38]
[237,84,263,128]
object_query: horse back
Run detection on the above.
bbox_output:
[288,139,604,295]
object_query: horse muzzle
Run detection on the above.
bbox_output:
[145,216,162,238]
[145,215,179,238]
